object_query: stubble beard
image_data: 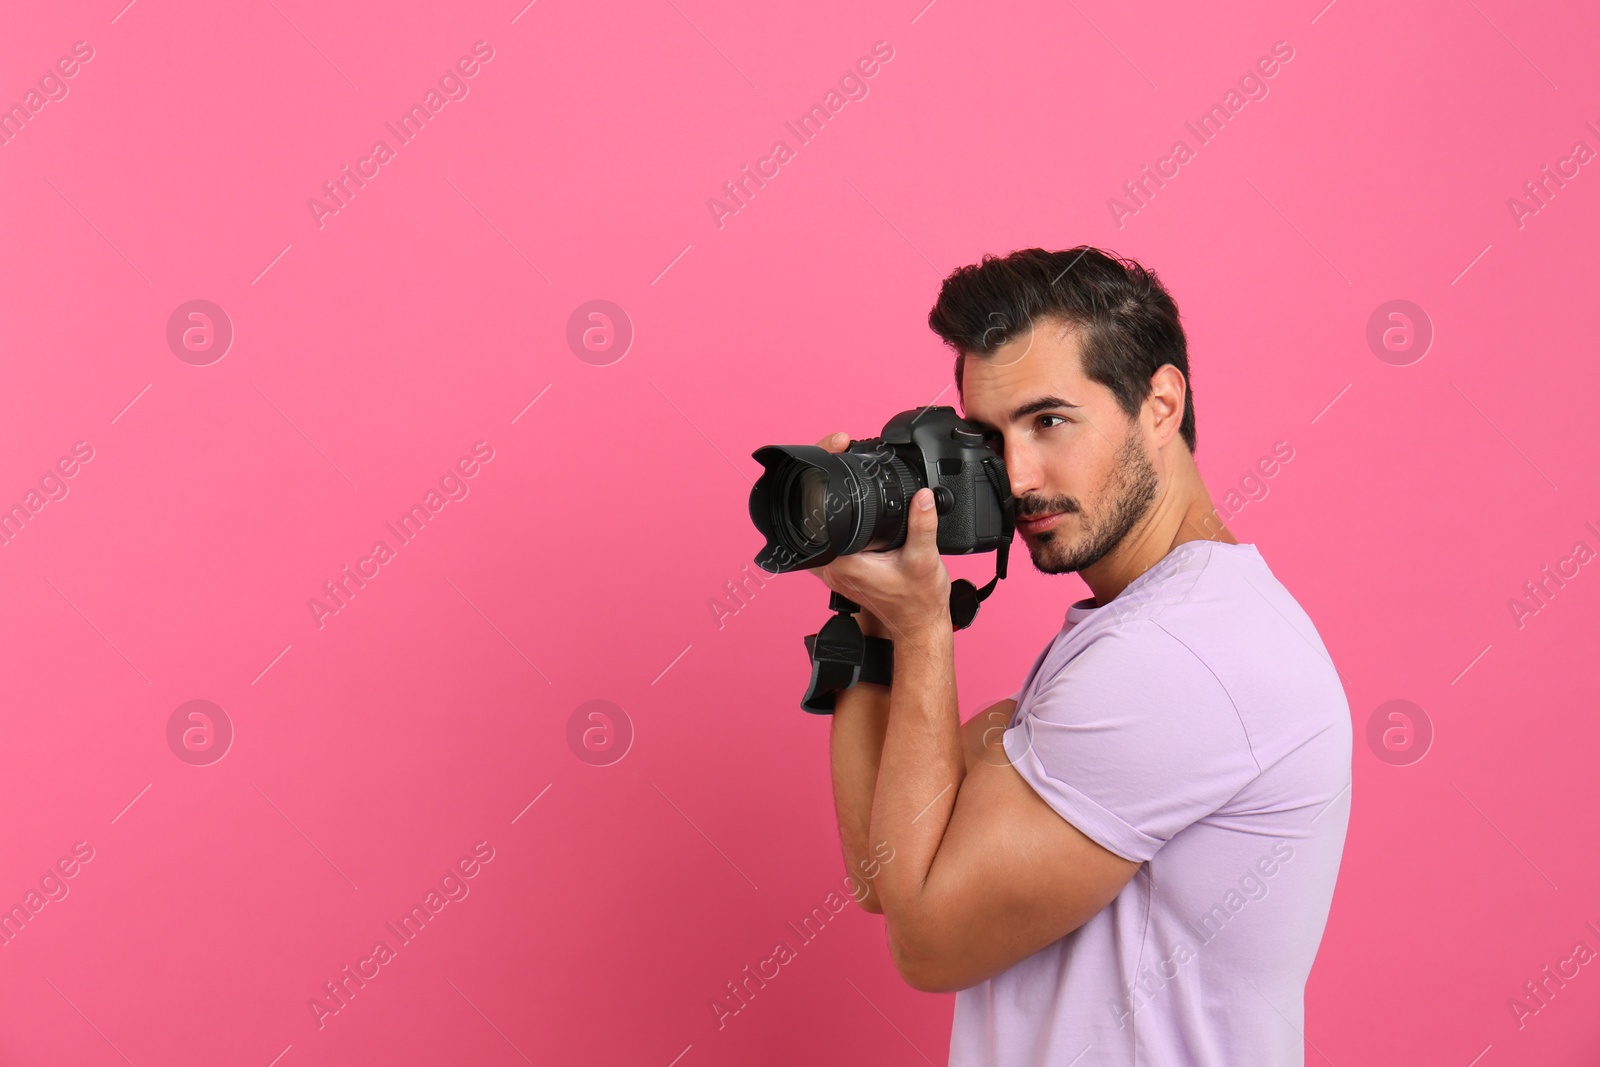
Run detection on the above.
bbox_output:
[1025,428,1159,575]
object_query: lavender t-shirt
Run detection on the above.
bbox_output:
[949,540,1351,1067]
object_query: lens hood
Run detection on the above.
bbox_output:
[749,445,864,573]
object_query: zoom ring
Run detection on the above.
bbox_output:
[839,463,880,555]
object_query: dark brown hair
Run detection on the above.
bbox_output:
[928,246,1196,451]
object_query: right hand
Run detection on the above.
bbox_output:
[805,432,892,639]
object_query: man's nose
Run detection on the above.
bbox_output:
[1004,442,1041,498]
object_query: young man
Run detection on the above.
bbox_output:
[812,247,1351,1065]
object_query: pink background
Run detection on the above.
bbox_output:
[2,0,1597,1064]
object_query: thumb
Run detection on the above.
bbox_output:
[905,487,940,556]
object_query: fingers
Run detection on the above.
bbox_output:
[815,431,849,453]
[904,486,940,558]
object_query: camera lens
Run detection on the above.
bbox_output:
[784,467,829,548]
[749,444,922,571]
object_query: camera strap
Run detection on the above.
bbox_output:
[798,538,1011,714]
[948,455,1013,629]
[800,593,891,714]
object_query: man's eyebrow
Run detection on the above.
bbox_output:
[1007,395,1080,423]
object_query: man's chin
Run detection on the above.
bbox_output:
[1025,535,1086,575]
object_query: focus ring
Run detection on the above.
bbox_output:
[890,461,920,548]
[840,459,880,555]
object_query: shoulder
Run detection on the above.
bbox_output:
[1116,543,1350,767]
[1030,618,1239,725]
[1144,542,1343,693]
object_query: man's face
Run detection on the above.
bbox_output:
[958,319,1158,575]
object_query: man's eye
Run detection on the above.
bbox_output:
[1038,414,1068,429]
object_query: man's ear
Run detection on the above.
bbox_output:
[1146,364,1187,446]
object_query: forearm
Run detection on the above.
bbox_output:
[829,680,892,912]
[869,621,963,955]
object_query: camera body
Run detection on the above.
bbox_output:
[749,405,1014,574]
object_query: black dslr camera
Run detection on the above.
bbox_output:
[748,405,1016,713]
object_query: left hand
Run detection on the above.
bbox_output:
[808,483,952,642]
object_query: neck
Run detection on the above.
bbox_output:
[1078,445,1236,606]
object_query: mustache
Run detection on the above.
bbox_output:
[1016,496,1079,518]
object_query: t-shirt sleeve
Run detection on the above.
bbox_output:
[1001,621,1261,864]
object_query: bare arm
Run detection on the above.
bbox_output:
[829,662,892,913]
[833,659,1017,915]
[871,620,1140,992]
[806,471,1139,993]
